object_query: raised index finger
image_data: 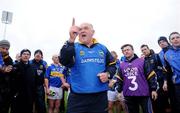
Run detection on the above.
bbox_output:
[72,17,75,26]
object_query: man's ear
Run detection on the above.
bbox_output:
[92,30,95,34]
[169,40,172,44]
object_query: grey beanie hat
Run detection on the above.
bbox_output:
[0,40,10,48]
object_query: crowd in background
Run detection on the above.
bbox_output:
[0,22,180,113]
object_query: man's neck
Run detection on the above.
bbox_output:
[53,63,59,66]
[23,61,28,64]
[173,45,180,49]
[34,59,41,62]
[127,54,134,61]
[86,41,93,47]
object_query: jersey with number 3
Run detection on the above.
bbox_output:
[120,58,150,96]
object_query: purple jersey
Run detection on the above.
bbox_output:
[120,58,150,96]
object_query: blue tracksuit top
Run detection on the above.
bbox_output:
[159,46,170,67]
[0,53,4,77]
[60,39,116,93]
[71,43,108,93]
[165,47,180,84]
[0,53,4,68]
[159,50,166,67]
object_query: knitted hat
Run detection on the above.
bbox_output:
[34,49,43,56]
[158,36,168,44]
[0,40,10,48]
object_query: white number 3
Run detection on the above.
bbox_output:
[128,76,138,91]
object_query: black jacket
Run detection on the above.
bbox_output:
[144,52,167,87]
[0,54,13,93]
[11,61,35,113]
[31,59,46,86]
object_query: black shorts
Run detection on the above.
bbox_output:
[67,91,108,113]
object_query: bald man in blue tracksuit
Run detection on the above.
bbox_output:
[59,22,116,113]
